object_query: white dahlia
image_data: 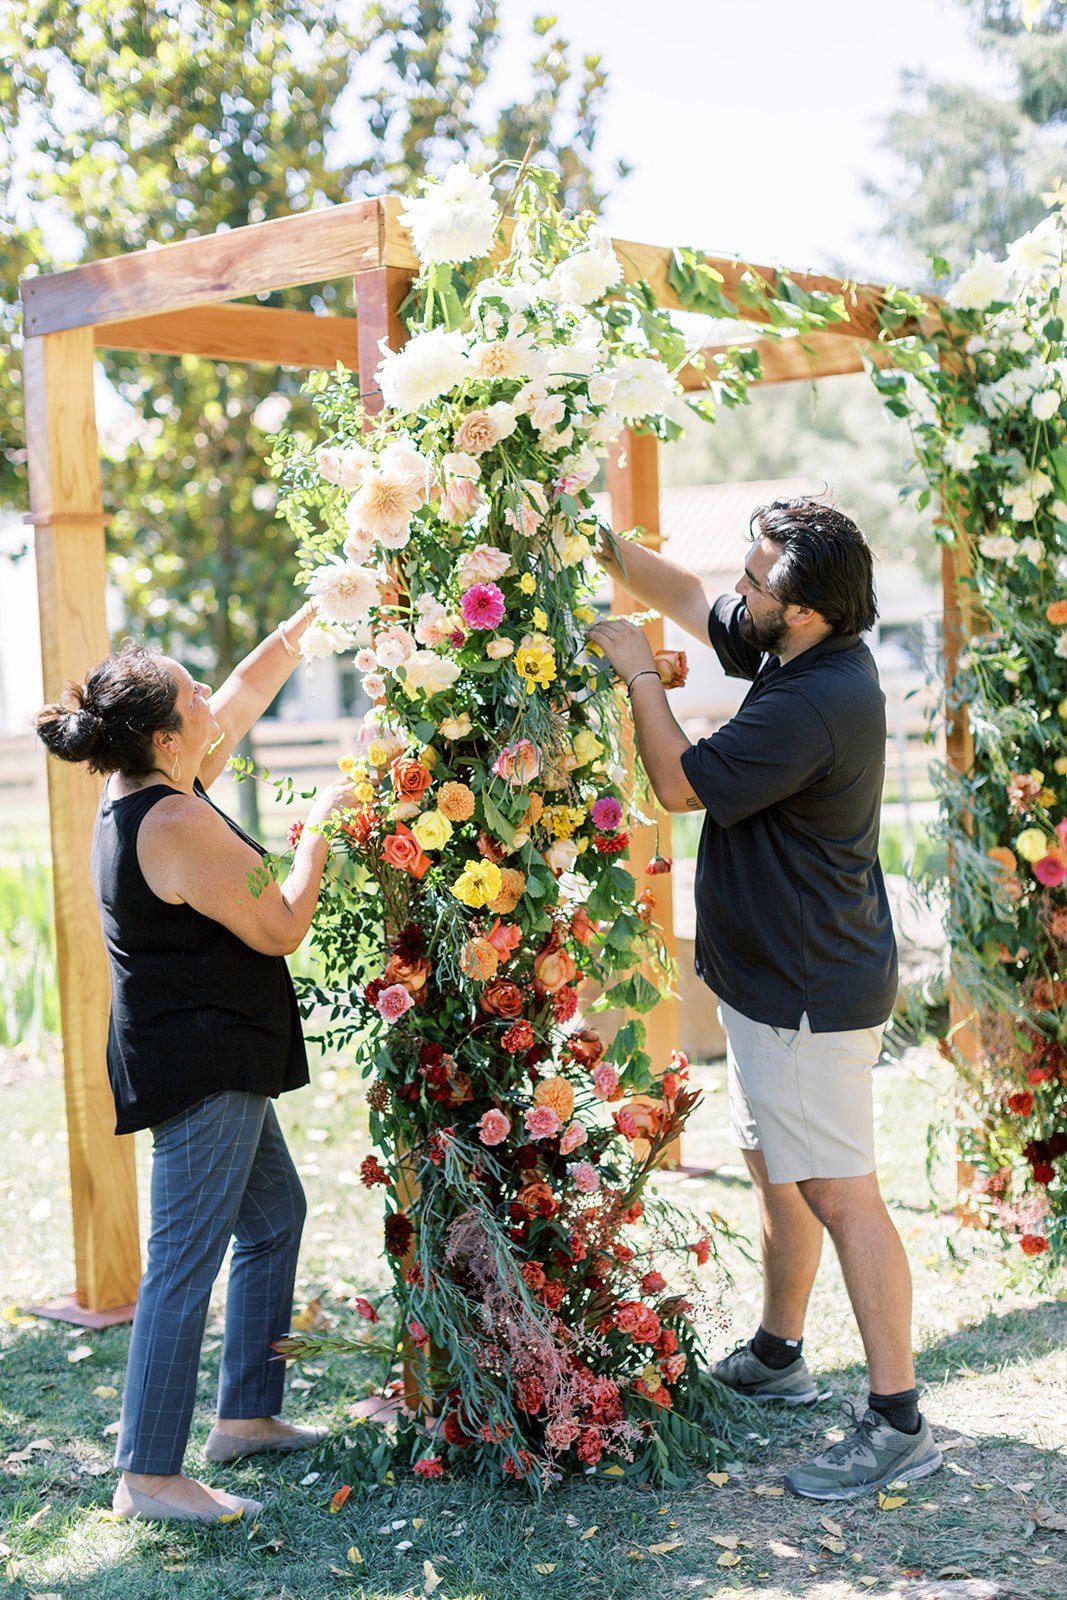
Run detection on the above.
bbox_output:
[376,329,469,414]
[305,559,381,624]
[399,162,499,266]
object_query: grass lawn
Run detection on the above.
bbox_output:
[1,1042,1064,1600]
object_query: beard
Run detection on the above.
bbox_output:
[738,601,790,656]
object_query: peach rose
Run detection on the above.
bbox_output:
[534,1076,576,1122]
[381,825,431,879]
[489,867,526,914]
[486,918,522,961]
[492,739,542,787]
[614,1099,663,1141]
[570,906,596,945]
[533,947,577,992]
[654,649,688,689]
[382,953,431,997]
[454,409,502,457]
[438,781,475,822]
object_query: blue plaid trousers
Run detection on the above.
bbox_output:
[115,1091,306,1475]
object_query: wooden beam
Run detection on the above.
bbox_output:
[22,198,384,336]
[23,328,141,1313]
[680,330,896,390]
[607,430,681,1167]
[354,266,412,412]
[94,303,360,370]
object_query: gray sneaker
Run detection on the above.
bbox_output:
[785,1406,943,1501]
[711,1342,819,1404]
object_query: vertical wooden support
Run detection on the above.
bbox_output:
[23,329,140,1315]
[607,430,681,1165]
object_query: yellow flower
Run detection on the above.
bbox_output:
[419,745,439,768]
[440,713,473,740]
[1038,786,1057,808]
[365,740,390,769]
[519,572,537,595]
[532,606,549,631]
[1055,756,1067,775]
[543,804,587,839]
[1058,697,1067,720]
[1016,827,1052,862]
[411,810,453,852]
[641,1363,663,1393]
[515,633,557,694]
[572,728,603,767]
[338,754,359,775]
[450,859,503,909]
[574,604,596,625]
[354,781,377,806]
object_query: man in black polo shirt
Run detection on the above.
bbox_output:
[589,497,941,1501]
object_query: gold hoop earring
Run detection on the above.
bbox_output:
[171,752,181,782]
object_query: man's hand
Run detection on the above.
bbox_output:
[586,618,657,683]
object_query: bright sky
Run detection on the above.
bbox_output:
[488,0,1007,282]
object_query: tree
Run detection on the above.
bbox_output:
[0,1,615,821]
[869,0,1067,278]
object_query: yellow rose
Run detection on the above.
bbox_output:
[365,740,390,768]
[338,754,359,775]
[419,745,439,768]
[572,728,603,766]
[354,781,376,805]
[532,606,549,631]
[412,810,453,852]
[1016,827,1052,862]
[450,859,503,909]
[519,572,537,595]
[573,604,596,625]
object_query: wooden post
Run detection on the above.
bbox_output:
[23,328,140,1319]
[606,430,681,1165]
[354,267,409,412]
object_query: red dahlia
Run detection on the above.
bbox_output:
[384,1212,414,1256]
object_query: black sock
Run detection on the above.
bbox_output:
[751,1325,802,1370]
[868,1388,921,1434]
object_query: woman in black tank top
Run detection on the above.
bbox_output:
[36,612,357,1525]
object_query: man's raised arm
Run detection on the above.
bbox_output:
[597,532,713,645]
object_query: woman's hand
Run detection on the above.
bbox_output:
[305,776,361,830]
[586,618,657,684]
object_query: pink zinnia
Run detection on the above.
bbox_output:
[592,1062,620,1100]
[376,983,415,1023]
[569,1160,600,1194]
[591,795,623,833]
[460,582,506,630]
[478,1108,512,1146]
[559,1118,587,1155]
[524,1104,563,1140]
[1033,854,1066,887]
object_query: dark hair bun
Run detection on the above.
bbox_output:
[34,644,181,777]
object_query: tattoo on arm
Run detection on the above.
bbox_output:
[685,796,703,809]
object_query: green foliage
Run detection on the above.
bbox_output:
[0,847,60,1053]
[870,1,1067,276]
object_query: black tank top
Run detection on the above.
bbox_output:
[91,778,309,1134]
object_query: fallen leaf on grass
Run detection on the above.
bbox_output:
[329,1485,351,1513]
[291,1297,323,1331]
[878,1493,907,1511]
[716,1551,742,1568]
[412,1517,425,1529]
[767,1540,803,1559]
[626,1551,645,1561]
[938,1435,976,1451]
[2,1305,37,1326]
[103,1422,120,1437]
[937,1565,973,1578]
[1030,1506,1067,1531]
[217,1510,244,1523]
[92,1386,117,1400]
[300,1471,320,1486]
[347,1546,363,1566]
[533,1562,557,1574]
[580,1526,597,1539]
[705,1471,729,1486]
[752,1484,784,1497]
[396,1540,414,1551]
[601,1464,625,1477]
[423,1559,443,1594]
[67,1345,92,1363]
[858,1577,878,1588]
[711,1535,739,1549]
[820,1536,847,1553]
[819,1517,843,1536]
[647,1541,683,1555]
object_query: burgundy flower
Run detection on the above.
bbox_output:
[384,1212,414,1256]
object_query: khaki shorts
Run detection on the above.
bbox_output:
[719,1001,885,1184]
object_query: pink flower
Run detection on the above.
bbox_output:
[524,1105,563,1140]
[439,477,482,525]
[559,1119,588,1155]
[408,1319,430,1347]
[376,983,415,1023]
[355,1296,379,1322]
[413,1456,445,1478]
[492,739,542,786]
[478,1108,512,1146]
[460,583,506,630]
[591,795,623,833]
[569,1160,600,1194]
[592,1062,621,1100]
[1033,854,1067,887]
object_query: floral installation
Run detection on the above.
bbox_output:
[266,162,864,1485]
[872,187,1067,1271]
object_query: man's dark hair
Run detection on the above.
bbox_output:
[749,496,878,636]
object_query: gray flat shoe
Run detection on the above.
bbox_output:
[204,1424,327,1464]
[112,1479,264,1523]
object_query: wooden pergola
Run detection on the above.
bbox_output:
[21,193,960,1319]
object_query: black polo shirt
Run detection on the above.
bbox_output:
[678,595,898,1031]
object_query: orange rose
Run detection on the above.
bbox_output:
[615,1099,663,1140]
[517,1179,558,1218]
[480,978,524,1018]
[533,947,577,992]
[654,649,688,689]
[438,781,475,822]
[459,939,500,982]
[391,758,434,801]
[570,906,596,945]
[565,1029,605,1068]
[382,954,431,997]
[489,867,526,914]
[534,1076,575,1122]
[381,824,431,879]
